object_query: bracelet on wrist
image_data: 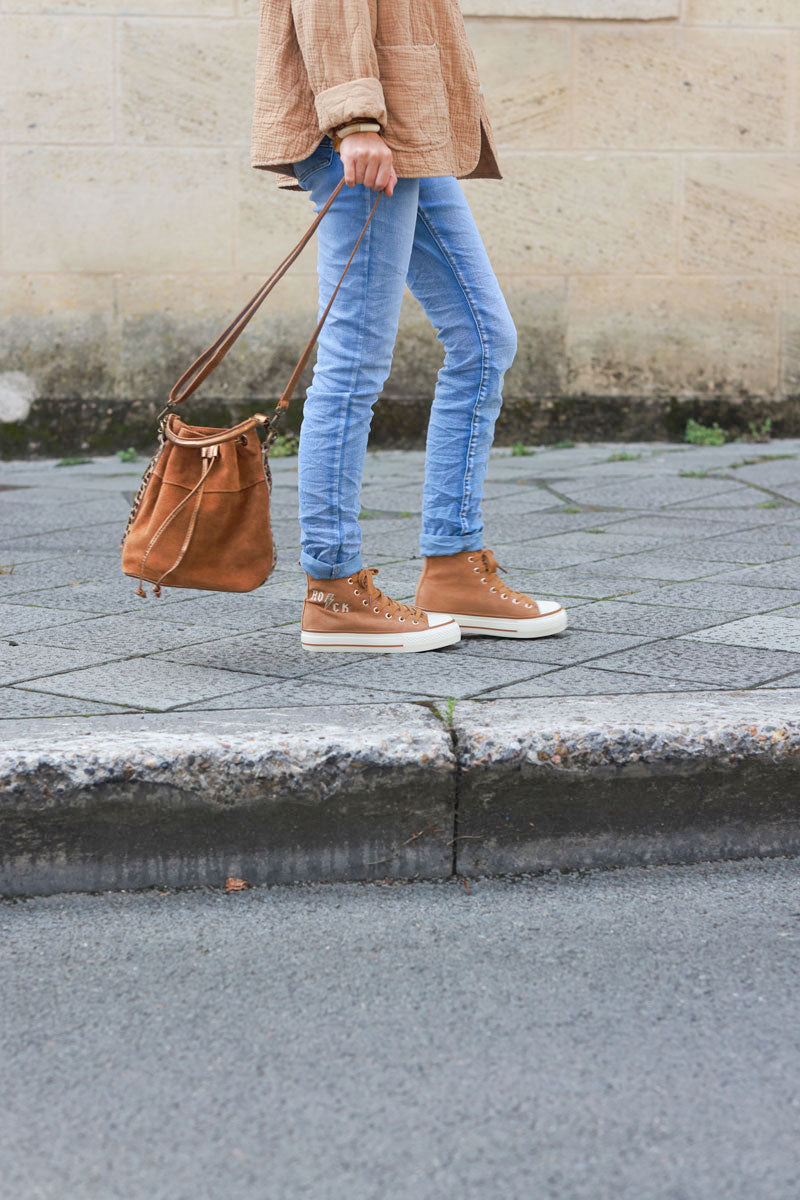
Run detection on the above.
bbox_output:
[333,121,382,152]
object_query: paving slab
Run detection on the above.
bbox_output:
[175,679,419,711]
[601,513,766,537]
[0,523,125,556]
[302,645,555,701]
[458,629,651,668]
[0,689,139,720]
[680,531,800,563]
[131,592,301,630]
[0,644,128,688]
[0,603,92,638]
[590,553,744,582]
[592,639,800,687]
[559,478,744,509]
[625,580,800,614]
[154,629,372,680]
[569,600,746,637]
[705,561,800,590]
[0,554,126,597]
[476,666,708,698]
[684,614,800,653]
[11,613,242,655]
[509,569,647,600]
[2,579,196,614]
[23,658,266,712]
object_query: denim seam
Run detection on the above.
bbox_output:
[415,206,489,538]
[331,184,374,573]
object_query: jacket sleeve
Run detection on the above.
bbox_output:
[290,0,387,137]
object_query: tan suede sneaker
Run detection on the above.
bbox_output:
[414,548,567,639]
[301,566,461,653]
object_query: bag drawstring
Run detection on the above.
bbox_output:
[136,447,218,598]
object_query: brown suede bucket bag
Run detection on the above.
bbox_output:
[121,178,380,598]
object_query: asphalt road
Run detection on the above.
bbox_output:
[2,857,799,1200]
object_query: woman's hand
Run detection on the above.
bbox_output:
[339,131,397,196]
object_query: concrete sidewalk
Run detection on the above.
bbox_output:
[2,440,800,893]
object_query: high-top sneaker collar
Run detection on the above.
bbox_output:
[414,549,567,640]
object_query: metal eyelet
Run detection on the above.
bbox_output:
[362,599,368,606]
[490,586,496,593]
[473,566,480,573]
[501,593,507,599]
[412,620,419,625]
[373,607,380,613]
[385,613,393,619]
[354,588,359,595]
[512,598,519,605]
[467,555,474,562]
[399,617,405,623]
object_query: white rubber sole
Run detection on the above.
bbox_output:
[444,604,567,639]
[301,612,461,653]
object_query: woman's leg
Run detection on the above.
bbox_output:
[292,144,420,579]
[404,175,518,557]
[407,177,567,638]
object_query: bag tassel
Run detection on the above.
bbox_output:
[136,447,219,598]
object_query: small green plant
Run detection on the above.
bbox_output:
[684,418,725,446]
[511,441,534,457]
[442,696,457,730]
[270,433,299,458]
[746,417,772,443]
[552,439,576,450]
[758,500,785,509]
[679,468,711,478]
[728,453,795,469]
[116,447,138,462]
[55,456,93,467]
[605,451,641,463]
[562,506,583,514]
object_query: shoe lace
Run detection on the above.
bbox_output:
[355,567,424,621]
[475,549,536,608]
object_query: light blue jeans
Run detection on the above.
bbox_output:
[291,136,517,580]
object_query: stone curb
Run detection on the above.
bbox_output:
[455,692,800,876]
[2,694,800,896]
[0,706,456,896]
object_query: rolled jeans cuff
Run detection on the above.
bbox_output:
[300,549,363,580]
[419,531,485,558]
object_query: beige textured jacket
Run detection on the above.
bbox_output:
[251,0,502,191]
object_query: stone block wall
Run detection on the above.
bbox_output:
[1,0,799,453]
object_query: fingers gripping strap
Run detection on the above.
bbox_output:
[168,177,382,411]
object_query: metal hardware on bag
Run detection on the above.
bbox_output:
[156,401,177,432]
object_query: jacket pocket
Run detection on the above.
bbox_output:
[375,43,449,152]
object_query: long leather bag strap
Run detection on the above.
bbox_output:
[168,176,382,415]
